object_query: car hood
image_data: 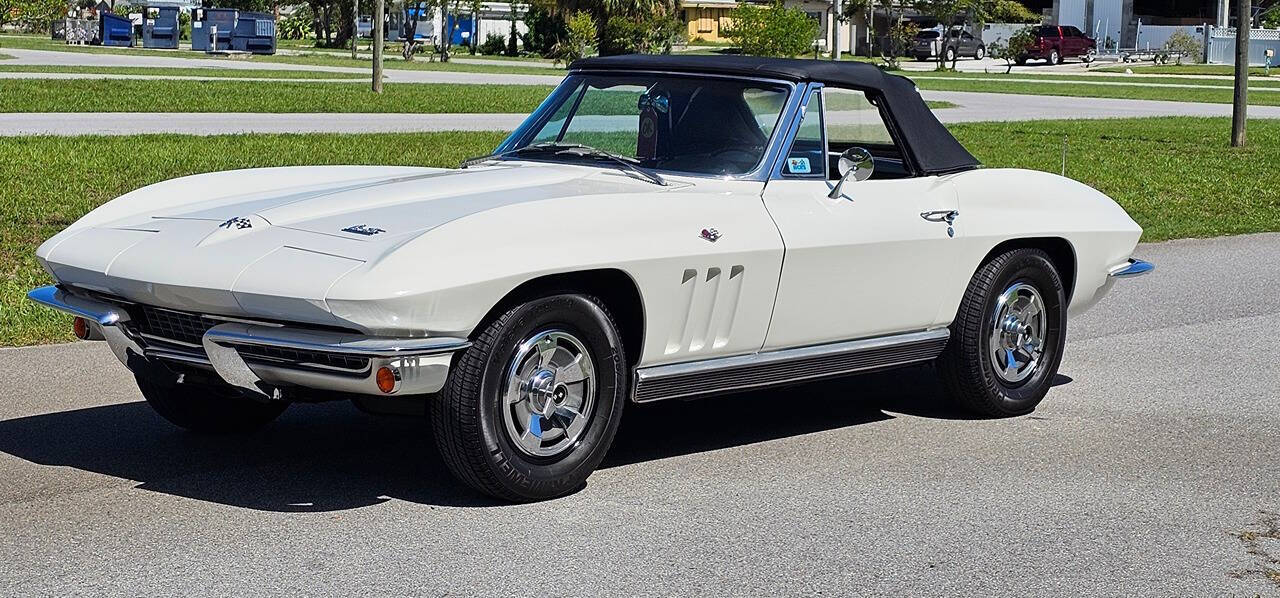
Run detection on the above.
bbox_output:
[38,162,668,323]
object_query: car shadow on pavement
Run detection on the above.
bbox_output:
[0,365,1070,511]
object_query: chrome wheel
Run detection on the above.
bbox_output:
[502,330,596,458]
[988,282,1046,384]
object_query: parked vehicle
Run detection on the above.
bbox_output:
[913,27,986,61]
[1019,25,1097,64]
[28,55,1152,502]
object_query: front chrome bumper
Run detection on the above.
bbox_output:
[27,285,468,398]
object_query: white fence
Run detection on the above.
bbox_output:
[475,17,527,45]
[979,23,1033,47]
[1134,24,1204,51]
[1207,26,1280,65]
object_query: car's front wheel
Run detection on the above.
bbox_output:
[136,375,288,433]
[974,45,986,60]
[431,294,627,502]
[944,46,956,62]
[937,248,1066,417]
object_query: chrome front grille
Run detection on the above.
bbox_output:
[120,303,369,375]
[135,305,218,346]
[235,343,370,372]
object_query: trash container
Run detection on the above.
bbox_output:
[142,5,180,49]
[230,11,276,54]
[191,7,235,52]
[99,12,134,46]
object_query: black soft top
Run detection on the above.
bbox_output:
[570,54,980,175]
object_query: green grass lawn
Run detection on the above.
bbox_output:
[2,118,1275,345]
[0,76,952,114]
[949,117,1279,242]
[906,69,1280,88]
[1094,63,1275,76]
[0,79,554,112]
[908,73,1280,105]
[0,64,366,79]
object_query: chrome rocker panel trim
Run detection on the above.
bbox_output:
[26,285,467,398]
[1108,258,1154,278]
[632,329,950,403]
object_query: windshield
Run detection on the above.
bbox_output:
[504,74,790,176]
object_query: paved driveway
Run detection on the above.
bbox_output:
[1,233,1278,596]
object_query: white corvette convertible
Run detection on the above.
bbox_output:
[29,55,1152,501]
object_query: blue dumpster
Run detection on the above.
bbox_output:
[99,12,134,46]
[230,11,275,54]
[142,5,180,49]
[191,7,235,52]
[446,14,473,47]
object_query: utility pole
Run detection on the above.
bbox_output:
[372,0,384,92]
[352,0,359,60]
[832,0,842,60]
[1232,0,1249,146]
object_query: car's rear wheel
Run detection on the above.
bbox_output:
[937,248,1066,417]
[431,294,627,502]
[1049,48,1062,64]
[1016,56,1027,65]
[136,375,288,433]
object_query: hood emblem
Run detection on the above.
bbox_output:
[700,228,721,243]
[342,224,385,236]
[219,217,252,230]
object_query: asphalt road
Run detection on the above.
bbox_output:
[1,232,1278,596]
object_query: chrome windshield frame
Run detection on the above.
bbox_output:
[493,70,802,182]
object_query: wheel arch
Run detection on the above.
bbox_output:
[473,268,646,368]
[975,237,1077,305]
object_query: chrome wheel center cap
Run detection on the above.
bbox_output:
[502,330,597,458]
[988,282,1047,384]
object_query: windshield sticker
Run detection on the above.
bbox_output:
[787,157,811,174]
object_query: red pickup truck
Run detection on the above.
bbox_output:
[1018,25,1097,65]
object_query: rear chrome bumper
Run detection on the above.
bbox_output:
[27,285,467,398]
[1108,258,1155,278]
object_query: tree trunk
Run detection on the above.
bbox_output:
[1231,0,1249,147]
[372,0,383,92]
[351,0,359,59]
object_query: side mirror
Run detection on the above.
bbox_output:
[827,147,874,199]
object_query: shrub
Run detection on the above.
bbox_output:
[479,32,507,55]
[551,10,595,66]
[600,14,684,55]
[987,0,1040,23]
[1162,29,1202,64]
[522,4,566,58]
[278,7,313,40]
[988,25,1035,73]
[723,0,819,58]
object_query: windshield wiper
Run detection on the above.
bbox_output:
[459,141,562,169]
[550,144,667,187]
[461,142,667,187]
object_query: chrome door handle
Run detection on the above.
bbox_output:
[920,210,959,224]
